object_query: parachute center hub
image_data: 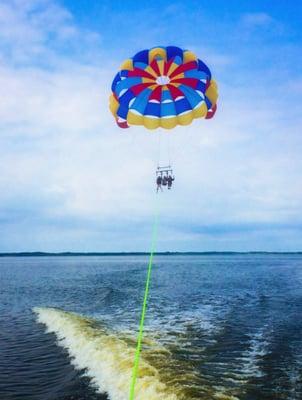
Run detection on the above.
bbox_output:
[156,76,170,85]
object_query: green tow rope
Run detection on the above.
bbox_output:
[129,198,160,400]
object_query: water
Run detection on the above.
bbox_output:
[0,254,301,399]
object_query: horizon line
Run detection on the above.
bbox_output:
[0,251,302,257]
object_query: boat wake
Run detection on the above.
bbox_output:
[34,307,182,400]
[34,307,241,400]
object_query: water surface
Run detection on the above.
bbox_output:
[0,254,301,399]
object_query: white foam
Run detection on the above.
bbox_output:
[34,307,178,400]
[236,328,271,379]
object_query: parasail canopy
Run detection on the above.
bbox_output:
[110,46,218,130]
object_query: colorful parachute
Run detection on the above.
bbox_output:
[110,46,218,130]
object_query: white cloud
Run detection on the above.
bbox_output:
[0,64,108,136]
[0,1,302,251]
[240,12,274,28]
[0,0,103,66]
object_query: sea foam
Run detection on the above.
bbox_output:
[34,307,178,400]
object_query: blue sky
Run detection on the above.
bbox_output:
[0,0,301,252]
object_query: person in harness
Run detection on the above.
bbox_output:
[156,175,163,192]
[162,175,168,187]
[167,174,175,189]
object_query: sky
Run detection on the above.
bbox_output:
[0,0,302,252]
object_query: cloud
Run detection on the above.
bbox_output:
[0,0,71,62]
[241,12,274,28]
[0,0,103,67]
[239,12,284,39]
[0,63,108,136]
[0,1,301,251]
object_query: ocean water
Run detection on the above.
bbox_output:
[0,254,301,400]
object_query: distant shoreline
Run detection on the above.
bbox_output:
[0,251,301,257]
